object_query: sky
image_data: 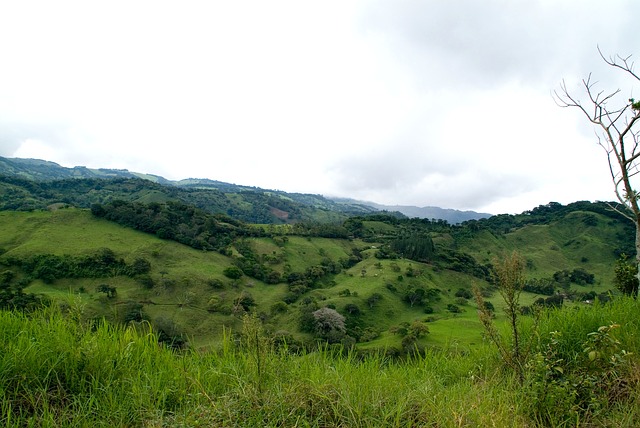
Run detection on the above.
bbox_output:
[1,0,639,215]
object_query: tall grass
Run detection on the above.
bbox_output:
[0,298,639,427]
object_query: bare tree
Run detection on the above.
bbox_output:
[554,49,640,286]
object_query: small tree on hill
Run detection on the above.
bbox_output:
[312,307,346,342]
[554,49,640,285]
[614,254,639,297]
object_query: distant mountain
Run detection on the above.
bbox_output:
[0,156,490,223]
[365,202,491,223]
[329,198,491,223]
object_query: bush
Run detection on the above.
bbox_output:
[270,301,288,314]
[447,304,461,313]
[454,297,468,306]
[207,278,225,289]
[129,257,151,276]
[344,303,361,316]
[526,325,634,426]
[223,266,243,279]
[454,288,473,299]
[136,274,154,289]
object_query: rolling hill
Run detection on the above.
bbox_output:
[0,198,631,350]
[0,156,489,223]
[0,157,637,428]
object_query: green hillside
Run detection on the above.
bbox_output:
[0,188,638,427]
[0,202,630,351]
[0,157,380,223]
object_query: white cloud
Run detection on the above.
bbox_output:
[0,0,637,214]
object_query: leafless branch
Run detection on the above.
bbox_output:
[598,46,640,82]
[558,49,640,226]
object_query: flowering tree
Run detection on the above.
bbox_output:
[312,307,346,341]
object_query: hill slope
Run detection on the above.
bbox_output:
[0,202,629,350]
[0,156,489,223]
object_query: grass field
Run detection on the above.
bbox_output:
[1,297,639,427]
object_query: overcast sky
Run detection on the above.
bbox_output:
[1,1,639,214]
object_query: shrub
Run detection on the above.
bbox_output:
[270,301,288,314]
[454,288,473,299]
[129,257,151,276]
[207,278,225,289]
[154,316,186,349]
[526,324,634,426]
[223,266,243,279]
[344,303,361,316]
[447,304,461,313]
[454,297,468,306]
[136,274,154,289]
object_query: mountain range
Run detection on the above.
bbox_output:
[0,156,491,223]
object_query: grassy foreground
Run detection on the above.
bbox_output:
[1,298,640,427]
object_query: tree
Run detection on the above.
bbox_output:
[223,266,243,279]
[344,303,361,316]
[614,254,639,297]
[312,307,346,341]
[555,49,640,285]
[403,287,426,307]
[234,291,256,312]
[366,292,383,309]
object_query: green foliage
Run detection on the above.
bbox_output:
[130,257,152,275]
[533,294,564,309]
[614,253,639,297]
[0,299,639,426]
[122,302,147,323]
[366,292,383,309]
[435,248,492,280]
[447,303,461,313]
[389,235,435,261]
[136,274,155,289]
[523,277,556,295]
[270,301,288,314]
[526,324,634,425]
[403,287,426,307]
[96,283,117,298]
[454,288,473,299]
[207,278,225,289]
[343,303,361,316]
[390,320,430,354]
[474,251,537,384]
[0,268,45,311]
[0,172,368,224]
[223,266,243,279]
[0,199,634,353]
[234,291,256,313]
[92,199,264,251]
[5,248,146,283]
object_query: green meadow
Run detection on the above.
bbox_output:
[0,298,638,427]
